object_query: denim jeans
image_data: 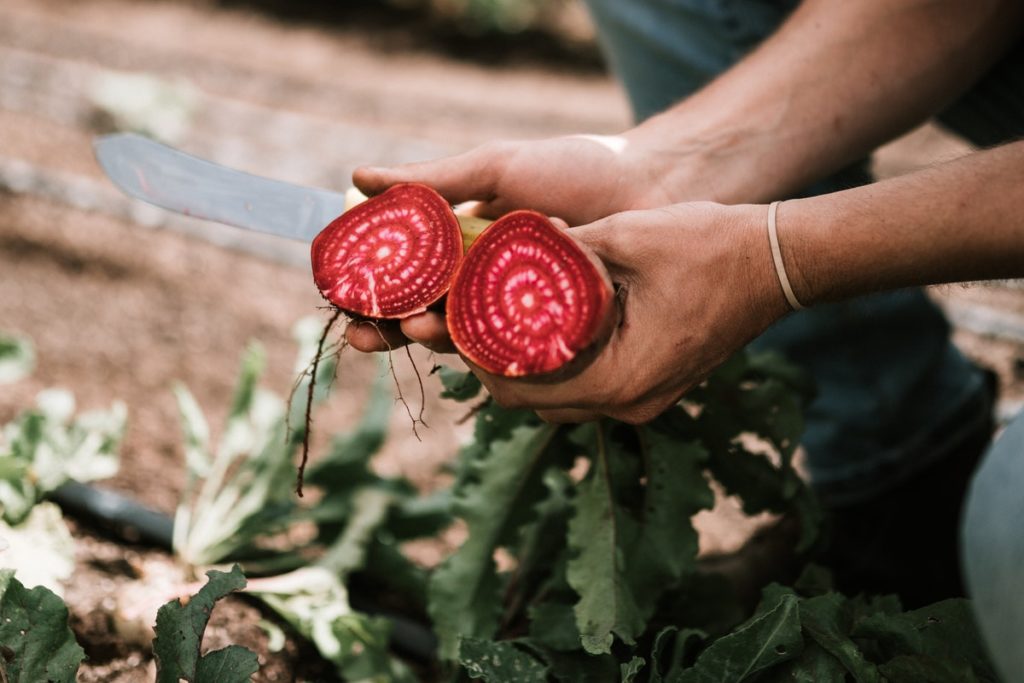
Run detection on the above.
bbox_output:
[962,411,1024,683]
[583,0,995,503]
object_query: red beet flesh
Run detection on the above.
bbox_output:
[311,183,463,319]
[447,210,613,378]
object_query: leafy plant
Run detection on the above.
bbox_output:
[168,319,450,679]
[153,565,259,683]
[0,569,85,683]
[426,351,1000,682]
[0,388,124,526]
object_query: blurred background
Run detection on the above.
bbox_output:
[1,0,1022,679]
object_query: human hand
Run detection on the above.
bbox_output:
[456,202,789,424]
[343,132,720,355]
[349,202,790,423]
[352,134,684,227]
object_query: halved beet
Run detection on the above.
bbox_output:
[311,183,463,319]
[447,210,615,378]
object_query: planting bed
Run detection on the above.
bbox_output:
[1,0,1023,680]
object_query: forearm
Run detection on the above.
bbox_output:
[779,141,1024,303]
[630,0,1024,203]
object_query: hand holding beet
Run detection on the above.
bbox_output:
[466,202,790,424]
[352,134,685,226]
[346,200,791,425]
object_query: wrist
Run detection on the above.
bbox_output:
[721,203,793,330]
[625,111,787,206]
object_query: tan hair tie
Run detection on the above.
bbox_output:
[767,200,805,311]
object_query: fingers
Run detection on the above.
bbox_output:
[353,143,507,205]
[345,319,409,352]
[400,312,457,354]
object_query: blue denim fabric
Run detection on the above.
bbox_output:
[584,0,989,501]
[962,410,1024,683]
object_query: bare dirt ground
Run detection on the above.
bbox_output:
[1,0,1023,680]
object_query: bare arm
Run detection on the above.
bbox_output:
[475,140,1024,423]
[782,140,1024,304]
[631,0,1024,204]
[347,0,1023,353]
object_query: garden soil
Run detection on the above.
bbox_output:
[1,0,1022,680]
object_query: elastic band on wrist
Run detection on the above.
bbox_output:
[767,200,805,311]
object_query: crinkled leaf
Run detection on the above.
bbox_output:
[696,353,821,551]
[565,421,710,656]
[566,423,645,654]
[674,593,803,682]
[507,469,574,631]
[437,366,482,402]
[649,627,706,683]
[459,637,549,681]
[429,423,558,660]
[193,646,259,683]
[798,592,881,682]
[852,599,994,679]
[0,502,75,597]
[628,424,713,611]
[0,334,34,385]
[152,565,253,683]
[0,569,84,683]
[621,656,646,682]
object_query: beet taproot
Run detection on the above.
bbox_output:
[447,210,615,379]
[311,183,464,319]
[311,188,614,379]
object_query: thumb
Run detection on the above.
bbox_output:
[567,213,633,272]
[353,144,505,205]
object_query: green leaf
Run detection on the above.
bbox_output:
[527,601,581,652]
[696,351,822,552]
[772,641,848,683]
[628,424,713,612]
[0,569,84,683]
[193,646,259,683]
[673,593,803,682]
[566,423,645,655]
[0,334,34,385]
[437,366,482,402]
[152,565,255,683]
[798,592,881,683]
[852,599,995,680]
[459,637,549,681]
[621,656,646,682]
[648,627,706,682]
[316,488,393,577]
[429,423,559,660]
[173,342,311,566]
